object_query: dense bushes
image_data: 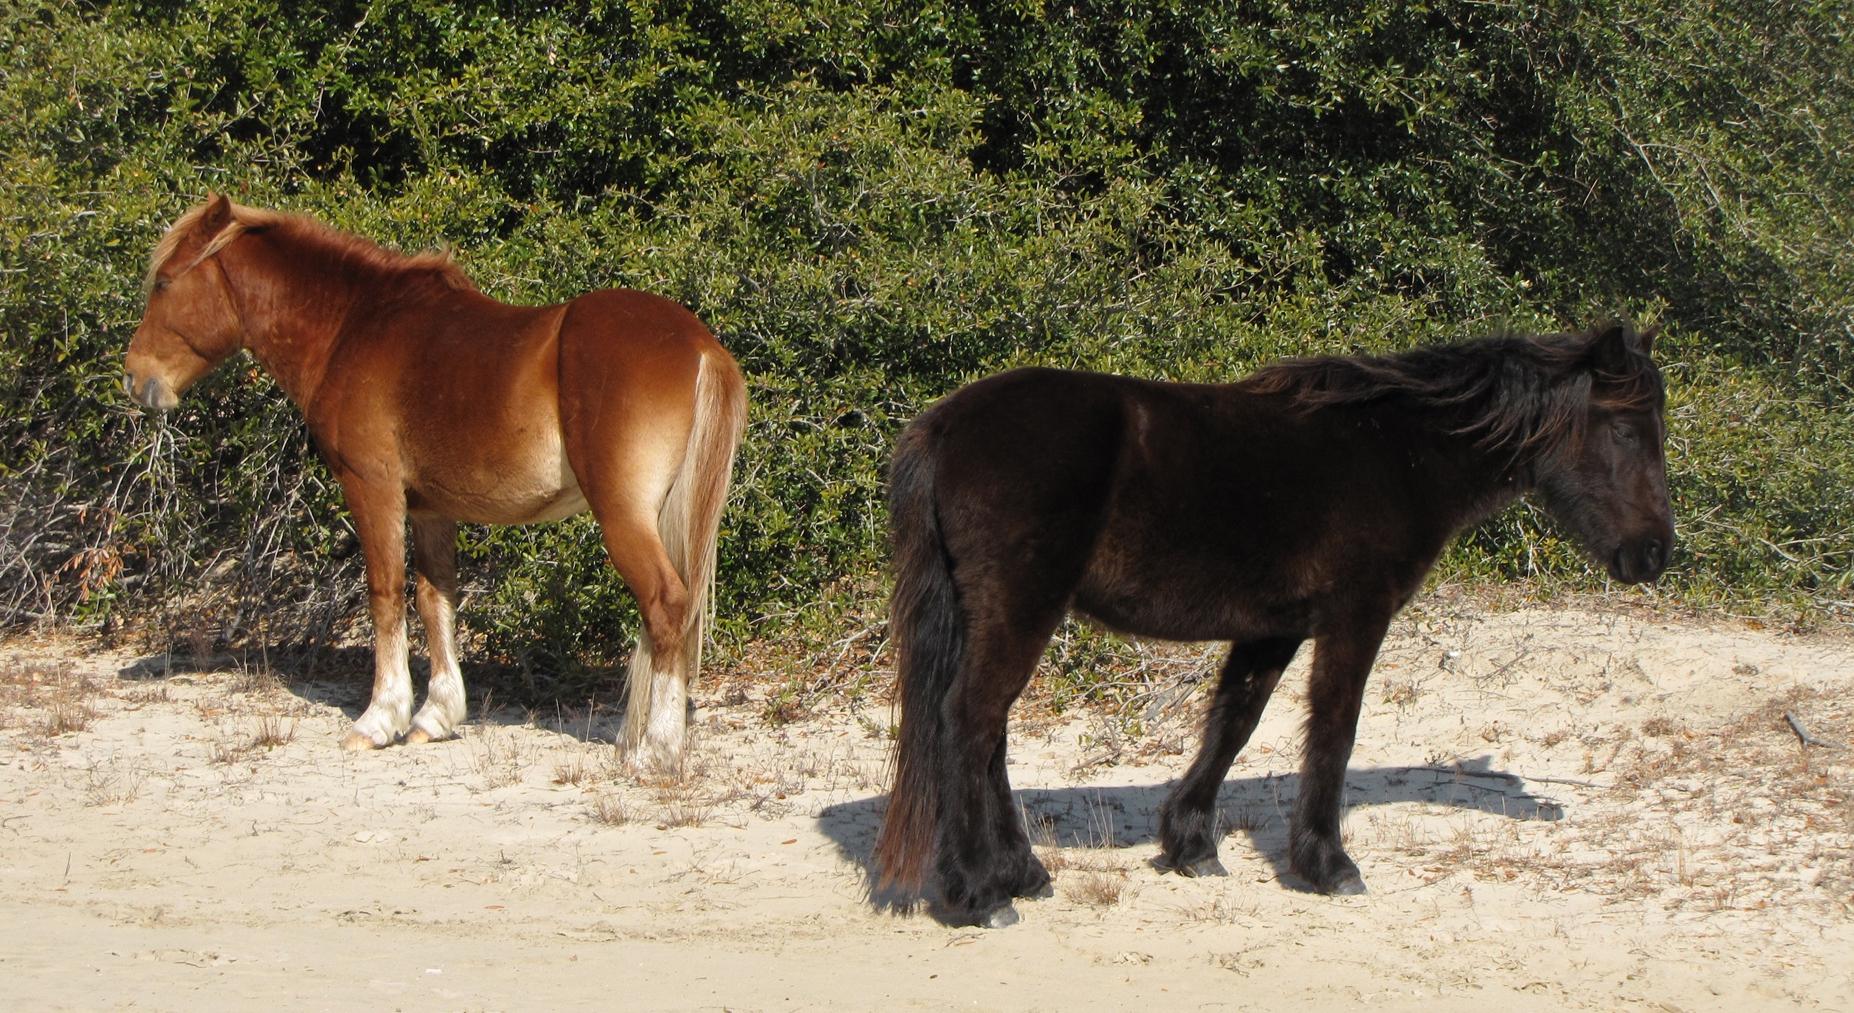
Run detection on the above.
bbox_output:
[3,1,1849,688]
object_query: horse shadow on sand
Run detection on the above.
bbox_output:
[817,756,1566,900]
[113,646,635,743]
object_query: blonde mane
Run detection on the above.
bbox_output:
[144,198,476,295]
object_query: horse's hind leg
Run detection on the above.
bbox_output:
[1159,636,1302,876]
[406,517,465,745]
[1291,613,1393,894]
[584,501,692,774]
[935,614,1061,927]
[986,733,1051,900]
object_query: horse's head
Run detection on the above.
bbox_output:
[124,194,252,411]
[1534,321,1674,584]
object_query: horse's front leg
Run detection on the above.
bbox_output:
[341,486,413,751]
[1290,611,1392,894]
[1159,636,1302,876]
[406,516,465,744]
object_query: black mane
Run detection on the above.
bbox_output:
[1240,322,1664,462]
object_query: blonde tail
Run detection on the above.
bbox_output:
[621,350,747,766]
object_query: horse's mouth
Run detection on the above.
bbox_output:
[1609,538,1669,584]
[126,372,178,412]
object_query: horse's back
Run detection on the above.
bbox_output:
[908,367,1137,497]
[904,367,1359,641]
[562,288,722,351]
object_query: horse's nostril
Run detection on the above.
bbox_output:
[1643,538,1665,572]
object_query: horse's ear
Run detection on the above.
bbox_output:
[1590,319,1633,374]
[198,193,233,236]
[1638,323,1660,357]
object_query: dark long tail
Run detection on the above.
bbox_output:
[872,420,964,899]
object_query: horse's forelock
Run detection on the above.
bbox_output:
[1573,320,1666,413]
[1513,324,1664,464]
[142,203,211,294]
[142,199,274,295]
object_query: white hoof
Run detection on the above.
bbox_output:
[404,722,457,746]
[340,728,390,751]
[344,707,407,751]
[623,740,684,781]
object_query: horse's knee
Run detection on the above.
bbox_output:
[414,579,446,615]
[366,579,405,622]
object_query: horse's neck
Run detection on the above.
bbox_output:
[220,238,356,409]
[1410,422,1532,536]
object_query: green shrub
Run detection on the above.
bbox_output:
[2,1,1848,701]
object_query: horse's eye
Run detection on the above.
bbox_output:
[1612,421,1639,445]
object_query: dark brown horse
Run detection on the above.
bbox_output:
[873,322,1672,926]
[124,195,746,771]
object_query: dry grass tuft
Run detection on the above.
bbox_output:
[1640,715,1686,738]
[1186,894,1260,925]
[759,686,808,726]
[120,682,171,707]
[229,662,286,697]
[1025,794,1137,907]
[83,761,145,806]
[657,791,715,829]
[39,695,96,737]
[1,659,104,737]
[467,729,526,789]
[588,792,630,826]
[553,754,596,787]
[248,715,295,750]
[1069,869,1128,907]
[1381,679,1422,709]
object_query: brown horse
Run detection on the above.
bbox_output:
[124,195,746,770]
[873,322,1672,926]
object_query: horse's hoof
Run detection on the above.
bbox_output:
[404,726,454,746]
[982,904,1021,929]
[1180,857,1228,878]
[624,753,677,783]
[1329,874,1367,896]
[1011,858,1053,899]
[340,730,387,751]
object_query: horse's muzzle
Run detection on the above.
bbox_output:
[1610,536,1669,584]
[125,371,178,411]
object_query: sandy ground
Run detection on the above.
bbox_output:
[2,602,1851,1011]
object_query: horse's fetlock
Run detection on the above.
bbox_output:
[1010,853,1052,899]
[1159,802,1220,868]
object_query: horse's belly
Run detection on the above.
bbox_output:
[416,480,589,526]
[509,484,590,524]
[1074,555,1311,642]
[410,439,589,525]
